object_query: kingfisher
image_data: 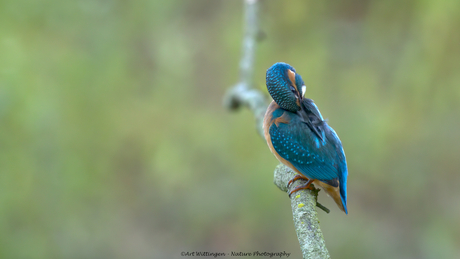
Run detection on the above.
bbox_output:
[263,62,348,214]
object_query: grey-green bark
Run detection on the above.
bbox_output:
[274,165,331,259]
[223,0,331,258]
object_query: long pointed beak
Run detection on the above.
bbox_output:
[297,90,304,100]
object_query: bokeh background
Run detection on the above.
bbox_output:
[1,0,460,258]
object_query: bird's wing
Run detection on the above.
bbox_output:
[301,98,324,121]
[269,118,341,182]
[297,99,326,141]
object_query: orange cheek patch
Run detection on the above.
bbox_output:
[287,69,298,92]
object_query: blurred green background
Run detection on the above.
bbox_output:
[1,0,460,258]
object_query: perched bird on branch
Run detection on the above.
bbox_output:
[263,62,348,214]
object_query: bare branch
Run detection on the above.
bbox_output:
[223,0,267,137]
[274,165,331,259]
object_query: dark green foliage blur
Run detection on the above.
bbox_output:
[1,0,459,258]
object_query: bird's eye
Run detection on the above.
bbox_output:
[289,85,296,93]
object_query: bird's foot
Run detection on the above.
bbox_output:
[288,178,316,197]
[286,174,310,188]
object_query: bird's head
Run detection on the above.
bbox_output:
[266,62,306,112]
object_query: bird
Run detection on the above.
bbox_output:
[263,62,348,214]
